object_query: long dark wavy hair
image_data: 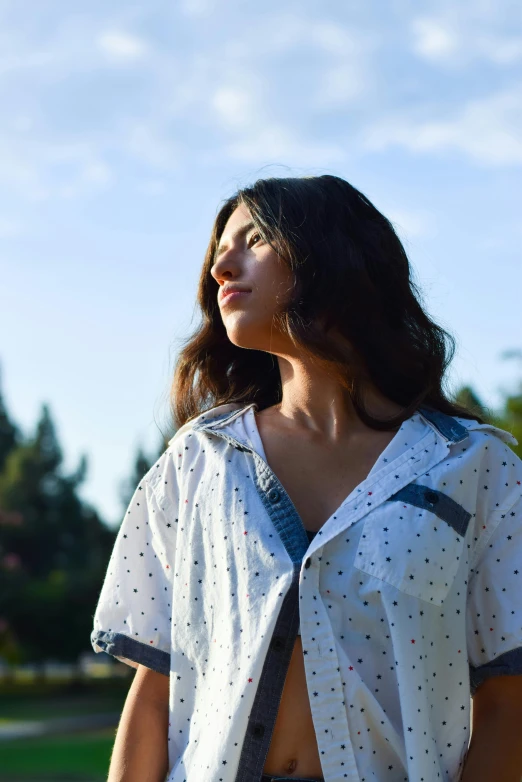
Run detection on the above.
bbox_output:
[169,174,485,431]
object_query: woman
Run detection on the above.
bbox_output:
[91,174,522,782]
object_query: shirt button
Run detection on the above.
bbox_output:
[250,722,265,738]
[305,557,311,569]
[425,490,439,504]
[267,488,280,503]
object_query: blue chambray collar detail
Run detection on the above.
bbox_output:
[418,406,518,447]
[417,406,469,444]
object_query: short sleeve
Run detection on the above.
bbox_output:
[467,487,522,698]
[90,457,179,677]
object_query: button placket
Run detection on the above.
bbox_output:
[250,722,265,737]
[270,635,285,651]
[267,488,280,503]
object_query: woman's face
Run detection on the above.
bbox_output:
[210,203,295,353]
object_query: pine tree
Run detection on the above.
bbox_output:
[0,402,115,664]
[0,362,20,476]
[118,427,175,514]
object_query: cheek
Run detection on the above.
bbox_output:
[253,280,290,312]
[246,250,293,311]
[274,275,295,307]
[262,262,294,303]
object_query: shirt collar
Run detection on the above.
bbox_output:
[175,400,518,452]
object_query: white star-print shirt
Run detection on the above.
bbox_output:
[91,402,522,782]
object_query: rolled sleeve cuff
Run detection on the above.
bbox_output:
[91,630,170,677]
[470,646,522,697]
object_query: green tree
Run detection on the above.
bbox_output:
[0,363,20,476]
[454,385,491,420]
[118,445,154,512]
[453,350,522,460]
[118,428,175,513]
[491,349,522,460]
[0,403,115,664]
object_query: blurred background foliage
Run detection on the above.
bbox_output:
[0,366,171,668]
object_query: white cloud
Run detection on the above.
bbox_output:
[0,21,153,82]
[233,15,377,110]
[212,88,253,129]
[54,158,113,198]
[178,0,217,17]
[0,50,56,77]
[317,62,368,106]
[311,20,378,109]
[82,160,113,185]
[314,21,359,55]
[97,31,147,62]
[211,86,265,132]
[474,34,522,65]
[215,124,346,167]
[410,5,522,67]
[0,1,518,203]
[0,135,114,200]
[411,18,458,60]
[210,14,377,111]
[240,14,368,58]
[360,85,522,166]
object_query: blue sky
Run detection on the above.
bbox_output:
[0,0,521,527]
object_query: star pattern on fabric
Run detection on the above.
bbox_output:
[91,407,522,782]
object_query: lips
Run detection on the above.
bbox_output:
[220,287,251,303]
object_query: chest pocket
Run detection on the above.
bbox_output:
[353,483,472,606]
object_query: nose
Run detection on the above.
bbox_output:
[211,254,238,283]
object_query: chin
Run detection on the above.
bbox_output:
[223,319,270,350]
[227,336,264,351]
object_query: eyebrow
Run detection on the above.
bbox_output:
[214,220,256,261]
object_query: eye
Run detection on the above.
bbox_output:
[248,231,262,247]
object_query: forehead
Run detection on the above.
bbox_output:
[217,204,255,248]
[224,202,252,230]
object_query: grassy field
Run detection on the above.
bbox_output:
[0,677,131,718]
[0,727,115,780]
[0,678,131,781]
[1,691,128,721]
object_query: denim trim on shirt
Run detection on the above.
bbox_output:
[419,405,518,450]
[387,483,472,537]
[91,630,170,676]
[469,646,522,697]
[417,406,469,443]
